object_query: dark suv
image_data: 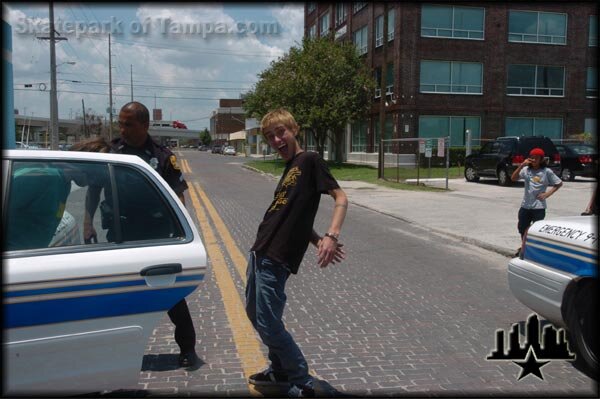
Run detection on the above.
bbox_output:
[464,136,561,186]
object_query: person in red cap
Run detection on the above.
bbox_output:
[511,147,563,256]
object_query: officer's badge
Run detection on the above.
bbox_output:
[149,157,159,170]
[169,155,181,170]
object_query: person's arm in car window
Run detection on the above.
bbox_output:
[83,185,102,242]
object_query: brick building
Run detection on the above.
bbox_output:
[304,2,597,161]
[209,99,245,143]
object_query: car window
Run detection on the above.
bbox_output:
[111,165,184,242]
[568,144,597,155]
[480,142,493,154]
[4,160,110,251]
[499,141,515,153]
[490,142,501,153]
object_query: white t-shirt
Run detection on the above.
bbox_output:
[519,166,562,209]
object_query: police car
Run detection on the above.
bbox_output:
[2,150,207,394]
[508,216,597,373]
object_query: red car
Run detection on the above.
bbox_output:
[172,120,187,129]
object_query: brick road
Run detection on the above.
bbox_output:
[130,151,596,397]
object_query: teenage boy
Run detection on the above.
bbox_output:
[511,147,562,256]
[246,109,348,397]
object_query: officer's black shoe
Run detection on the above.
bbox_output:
[178,351,199,368]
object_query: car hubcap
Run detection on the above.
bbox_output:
[499,171,506,184]
[466,168,475,179]
[562,169,571,180]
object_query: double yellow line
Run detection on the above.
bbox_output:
[180,158,265,396]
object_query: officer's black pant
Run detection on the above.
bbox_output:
[167,299,196,353]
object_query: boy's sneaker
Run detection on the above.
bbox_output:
[248,368,289,386]
[288,383,315,398]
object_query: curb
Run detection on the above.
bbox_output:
[242,163,514,258]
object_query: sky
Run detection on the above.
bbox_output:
[6,3,305,130]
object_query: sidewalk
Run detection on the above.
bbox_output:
[340,177,596,257]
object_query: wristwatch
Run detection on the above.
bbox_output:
[324,232,339,242]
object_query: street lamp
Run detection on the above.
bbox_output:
[57,61,76,67]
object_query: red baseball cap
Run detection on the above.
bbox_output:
[529,148,545,157]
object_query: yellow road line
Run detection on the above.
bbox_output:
[193,182,250,284]
[180,158,191,174]
[187,183,266,397]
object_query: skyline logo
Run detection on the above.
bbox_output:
[487,314,576,381]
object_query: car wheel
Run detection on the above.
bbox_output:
[497,168,512,186]
[561,168,575,182]
[566,281,598,375]
[464,166,480,182]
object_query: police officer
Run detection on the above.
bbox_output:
[82,102,199,368]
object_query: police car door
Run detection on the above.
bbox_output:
[2,151,206,394]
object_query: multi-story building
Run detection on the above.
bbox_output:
[209,99,246,143]
[304,2,597,162]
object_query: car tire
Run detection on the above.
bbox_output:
[566,281,598,375]
[497,168,512,186]
[561,168,576,182]
[464,166,480,182]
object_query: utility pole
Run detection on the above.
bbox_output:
[38,4,67,150]
[130,64,134,101]
[377,3,388,178]
[82,99,87,139]
[108,33,114,140]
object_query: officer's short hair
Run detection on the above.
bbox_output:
[260,108,299,138]
[121,102,149,125]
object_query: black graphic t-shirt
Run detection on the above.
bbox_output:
[251,151,340,273]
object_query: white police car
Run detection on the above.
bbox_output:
[2,150,207,394]
[508,216,597,373]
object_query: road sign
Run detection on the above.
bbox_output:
[437,138,445,157]
[419,139,425,153]
[425,139,433,158]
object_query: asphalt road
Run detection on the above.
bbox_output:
[133,150,596,397]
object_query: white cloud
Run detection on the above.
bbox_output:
[7,3,304,132]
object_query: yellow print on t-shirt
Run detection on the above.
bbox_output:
[268,167,302,212]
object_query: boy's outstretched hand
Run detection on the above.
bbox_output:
[317,238,346,268]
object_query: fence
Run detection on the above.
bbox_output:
[379,137,450,189]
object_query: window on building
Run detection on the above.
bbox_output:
[307,3,316,14]
[375,15,384,47]
[508,10,567,45]
[584,118,597,140]
[304,130,316,152]
[388,9,395,41]
[374,115,394,152]
[353,2,367,14]
[587,67,598,98]
[421,5,484,40]
[353,25,368,55]
[386,63,394,96]
[335,3,347,27]
[505,117,563,140]
[351,120,368,152]
[590,16,598,46]
[419,116,481,147]
[320,12,330,36]
[374,67,382,98]
[309,24,317,39]
[507,65,564,97]
[420,60,483,94]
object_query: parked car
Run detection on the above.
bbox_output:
[198,145,208,151]
[223,146,236,156]
[508,215,597,374]
[3,150,207,395]
[464,136,561,186]
[555,143,598,181]
[211,145,223,154]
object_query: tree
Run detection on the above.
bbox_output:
[199,128,212,146]
[243,35,375,160]
[66,109,104,141]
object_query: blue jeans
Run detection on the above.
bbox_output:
[245,252,312,387]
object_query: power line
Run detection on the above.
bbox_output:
[15,87,225,101]
[55,79,248,91]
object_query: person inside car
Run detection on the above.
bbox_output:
[511,147,563,256]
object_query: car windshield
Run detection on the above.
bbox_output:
[567,144,596,155]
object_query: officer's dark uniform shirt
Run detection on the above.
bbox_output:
[251,151,339,274]
[105,135,188,241]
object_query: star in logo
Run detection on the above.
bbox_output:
[513,346,550,380]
